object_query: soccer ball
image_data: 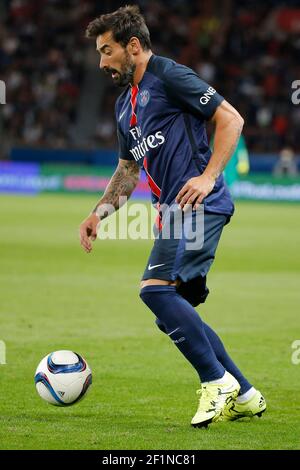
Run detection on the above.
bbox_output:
[34,350,92,406]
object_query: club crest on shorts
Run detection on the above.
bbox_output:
[138,89,150,107]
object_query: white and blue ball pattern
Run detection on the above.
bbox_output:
[34,350,92,406]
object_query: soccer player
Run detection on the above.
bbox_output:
[79,5,266,427]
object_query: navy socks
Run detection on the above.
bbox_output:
[140,285,225,382]
[202,322,252,394]
[140,285,252,393]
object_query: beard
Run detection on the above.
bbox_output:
[106,51,136,87]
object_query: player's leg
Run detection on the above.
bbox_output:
[155,313,252,394]
[140,209,240,427]
[176,212,256,388]
[169,209,266,420]
[140,279,240,427]
[140,278,226,383]
[202,322,252,395]
[174,276,262,396]
[145,209,265,423]
[202,322,266,419]
[155,309,250,394]
[140,214,225,384]
[153,279,266,421]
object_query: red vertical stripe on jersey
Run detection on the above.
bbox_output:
[155,202,163,232]
[143,157,161,199]
[130,85,139,127]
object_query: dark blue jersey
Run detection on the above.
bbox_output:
[115,54,234,216]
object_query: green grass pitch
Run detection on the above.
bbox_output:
[0,194,299,450]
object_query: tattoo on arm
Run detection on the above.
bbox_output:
[92,159,140,220]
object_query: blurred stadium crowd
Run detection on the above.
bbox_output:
[0,0,299,154]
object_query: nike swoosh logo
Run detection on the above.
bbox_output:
[148,263,165,270]
[168,327,180,336]
[219,386,238,395]
[118,109,127,121]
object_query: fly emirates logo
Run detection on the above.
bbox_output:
[129,126,165,162]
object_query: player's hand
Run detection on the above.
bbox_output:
[79,213,100,253]
[176,174,216,211]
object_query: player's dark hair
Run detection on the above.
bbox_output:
[85,5,151,51]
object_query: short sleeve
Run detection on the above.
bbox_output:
[164,63,224,120]
[117,125,134,161]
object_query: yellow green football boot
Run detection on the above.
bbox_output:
[220,389,266,421]
[191,371,240,428]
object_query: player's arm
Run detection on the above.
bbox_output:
[177,100,244,210]
[79,158,140,253]
[92,158,140,217]
[205,100,244,180]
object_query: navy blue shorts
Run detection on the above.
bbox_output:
[142,208,230,307]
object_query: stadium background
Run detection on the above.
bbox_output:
[0,0,299,450]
